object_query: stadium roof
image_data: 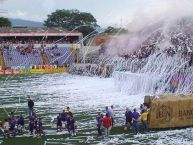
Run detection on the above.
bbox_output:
[0,27,82,37]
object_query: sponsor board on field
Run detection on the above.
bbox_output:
[20,67,68,74]
[0,69,20,75]
[146,94,193,128]
[0,67,67,75]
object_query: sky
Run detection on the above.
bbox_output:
[0,0,193,28]
[0,0,158,27]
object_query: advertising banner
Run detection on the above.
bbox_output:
[147,94,193,128]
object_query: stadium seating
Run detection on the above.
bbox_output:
[3,49,43,68]
[45,47,75,67]
[2,47,75,68]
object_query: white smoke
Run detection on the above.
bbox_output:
[106,0,193,56]
[127,0,193,32]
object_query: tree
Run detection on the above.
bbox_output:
[44,9,99,36]
[103,26,128,34]
[0,17,11,27]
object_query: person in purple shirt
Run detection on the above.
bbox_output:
[9,112,15,120]
[17,113,24,134]
[61,110,67,121]
[57,113,62,132]
[29,119,34,135]
[132,108,140,135]
[34,118,38,135]
[30,112,36,122]
[96,112,103,136]
[61,110,67,128]
[66,114,76,137]
[9,118,16,137]
[37,118,45,136]
[125,107,132,130]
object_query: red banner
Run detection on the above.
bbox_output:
[0,70,5,75]
[0,69,20,75]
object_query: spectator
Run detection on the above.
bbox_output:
[102,113,112,137]
[27,96,34,117]
[17,113,24,134]
[66,107,72,116]
[29,119,34,135]
[0,121,5,137]
[9,112,15,120]
[9,117,16,137]
[132,108,140,135]
[66,114,76,137]
[109,105,115,127]
[61,110,67,128]
[105,106,111,116]
[139,110,149,133]
[56,113,62,132]
[124,107,132,130]
[2,119,9,138]
[36,118,45,137]
[96,112,103,137]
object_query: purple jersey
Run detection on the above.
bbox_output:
[57,116,62,126]
[17,115,24,126]
[96,116,102,126]
[132,111,140,121]
[38,120,42,127]
[61,112,67,121]
[67,117,75,130]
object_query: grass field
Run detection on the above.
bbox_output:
[0,106,139,145]
[0,73,135,145]
[1,73,193,145]
[0,126,139,145]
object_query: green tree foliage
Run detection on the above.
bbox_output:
[44,9,99,36]
[0,17,11,27]
[104,26,128,34]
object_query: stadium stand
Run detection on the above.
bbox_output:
[0,27,82,69]
[3,49,43,68]
[45,47,75,67]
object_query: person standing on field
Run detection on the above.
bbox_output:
[28,96,34,117]
[102,113,112,137]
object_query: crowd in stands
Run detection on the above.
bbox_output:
[96,26,192,75]
[45,46,75,67]
[102,29,193,94]
[69,63,113,77]
[0,38,72,53]
[0,37,77,68]
[0,38,72,46]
